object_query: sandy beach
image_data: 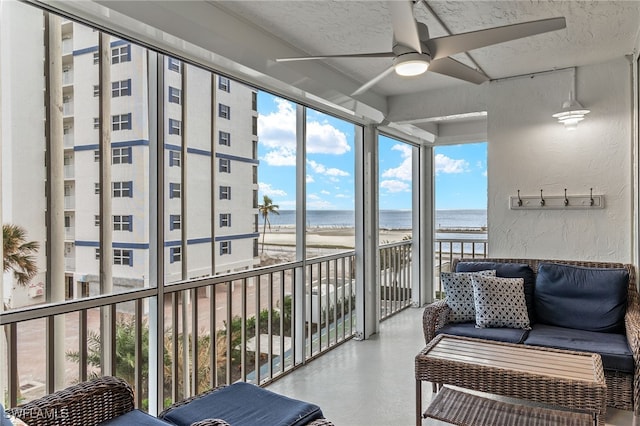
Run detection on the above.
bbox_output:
[261,225,412,250]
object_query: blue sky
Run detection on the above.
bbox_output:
[257,92,487,211]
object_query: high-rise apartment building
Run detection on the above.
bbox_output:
[2,8,259,307]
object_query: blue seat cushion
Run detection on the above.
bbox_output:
[161,382,324,426]
[456,262,537,323]
[535,263,628,333]
[99,409,170,425]
[524,324,634,374]
[437,322,529,344]
[1,404,13,426]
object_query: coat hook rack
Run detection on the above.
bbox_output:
[509,189,604,210]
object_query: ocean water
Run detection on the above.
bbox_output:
[268,209,487,230]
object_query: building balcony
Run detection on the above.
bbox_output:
[63,133,74,148]
[62,69,74,86]
[63,164,74,179]
[61,38,73,55]
[63,101,74,116]
[64,195,75,209]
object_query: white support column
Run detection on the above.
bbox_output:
[294,104,306,363]
[414,144,434,306]
[44,13,67,392]
[355,124,379,339]
[98,31,115,377]
[147,51,164,416]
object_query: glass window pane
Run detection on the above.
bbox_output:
[256,94,297,266]
[305,108,356,257]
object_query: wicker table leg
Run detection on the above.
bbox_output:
[416,380,423,426]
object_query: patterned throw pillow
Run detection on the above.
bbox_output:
[441,270,496,323]
[472,275,531,329]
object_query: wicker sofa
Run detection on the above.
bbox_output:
[423,257,640,416]
[5,376,334,426]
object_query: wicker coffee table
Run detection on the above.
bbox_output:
[415,335,607,426]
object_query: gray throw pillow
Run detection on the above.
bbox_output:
[472,275,531,330]
[441,270,496,323]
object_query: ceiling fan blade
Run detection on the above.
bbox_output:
[427,17,566,60]
[276,52,395,62]
[352,65,395,96]
[428,57,489,85]
[388,1,422,53]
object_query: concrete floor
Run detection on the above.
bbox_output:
[266,307,634,426]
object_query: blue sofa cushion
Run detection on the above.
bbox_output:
[437,322,529,344]
[161,382,324,426]
[535,263,628,333]
[524,324,634,374]
[456,262,536,323]
[1,404,13,426]
[100,409,170,425]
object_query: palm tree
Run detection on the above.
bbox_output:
[258,195,279,254]
[3,223,39,286]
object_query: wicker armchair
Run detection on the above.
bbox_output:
[5,376,135,426]
[423,257,640,416]
[159,385,335,426]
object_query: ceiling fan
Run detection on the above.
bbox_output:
[276,1,566,96]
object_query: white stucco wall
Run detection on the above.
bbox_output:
[486,58,633,262]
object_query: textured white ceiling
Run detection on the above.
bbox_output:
[215,0,640,97]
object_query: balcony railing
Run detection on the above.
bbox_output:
[434,235,488,299]
[379,241,412,320]
[1,251,357,409]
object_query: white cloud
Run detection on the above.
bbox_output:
[307,159,349,177]
[320,190,331,195]
[308,193,321,200]
[262,147,296,166]
[307,120,351,154]
[306,174,314,183]
[435,153,469,174]
[258,98,296,150]
[259,182,287,198]
[382,157,412,181]
[380,180,410,193]
[382,143,412,181]
[335,193,349,198]
[258,98,351,167]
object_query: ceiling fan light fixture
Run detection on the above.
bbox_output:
[394,53,430,77]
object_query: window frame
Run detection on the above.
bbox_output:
[169,118,182,135]
[218,103,230,119]
[112,79,131,97]
[113,215,133,231]
[219,157,231,173]
[113,181,133,198]
[169,182,181,199]
[219,185,231,200]
[112,113,132,131]
[113,249,133,266]
[112,147,132,164]
[111,45,131,64]
[168,86,181,104]
[219,130,231,146]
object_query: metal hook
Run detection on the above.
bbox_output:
[590,188,594,206]
[517,190,523,207]
[540,189,545,206]
[564,188,569,206]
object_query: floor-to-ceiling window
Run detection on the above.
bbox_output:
[0,0,397,412]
